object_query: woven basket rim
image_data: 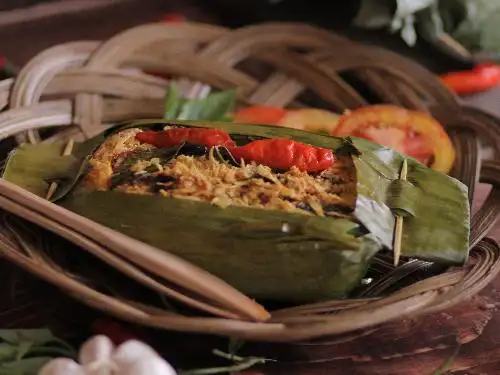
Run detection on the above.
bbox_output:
[0,21,499,342]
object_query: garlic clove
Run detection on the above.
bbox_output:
[79,335,115,366]
[119,355,177,375]
[112,339,161,366]
[38,358,85,375]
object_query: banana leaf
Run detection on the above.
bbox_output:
[1,120,470,302]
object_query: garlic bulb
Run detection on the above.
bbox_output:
[39,335,177,375]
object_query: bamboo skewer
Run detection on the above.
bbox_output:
[45,138,74,200]
[393,159,408,267]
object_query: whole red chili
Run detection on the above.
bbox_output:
[161,12,187,23]
[229,138,334,172]
[440,64,500,95]
[136,128,236,148]
[92,318,146,346]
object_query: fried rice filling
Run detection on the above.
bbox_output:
[82,128,357,217]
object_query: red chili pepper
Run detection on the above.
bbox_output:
[92,318,142,346]
[161,12,187,23]
[229,138,334,172]
[440,64,500,95]
[136,128,236,148]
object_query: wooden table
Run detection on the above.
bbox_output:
[1,1,500,374]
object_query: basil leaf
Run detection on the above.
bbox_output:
[353,0,394,29]
[172,88,237,122]
[177,99,206,121]
[0,330,55,346]
[0,343,17,362]
[164,83,184,120]
[196,89,237,121]
[0,356,53,375]
[15,342,33,361]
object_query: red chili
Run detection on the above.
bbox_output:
[161,12,187,23]
[229,138,334,172]
[440,64,500,95]
[92,319,143,346]
[136,128,236,148]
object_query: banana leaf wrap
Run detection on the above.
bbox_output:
[2,120,470,302]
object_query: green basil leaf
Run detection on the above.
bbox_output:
[451,0,500,53]
[0,330,55,346]
[177,89,236,121]
[177,99,206,121]
[164,83,184,119]
[0,356,54,375]
[0,343,17,362]
[353,0,394,29]
[15,342,33,361]
[196,89,237,121]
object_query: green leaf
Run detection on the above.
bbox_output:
[479,9,500,53]
[0,343,18,362]
[353,0,395,29]
[0,356,54,375]
[431,345,460,375]
[0,329,55,346]
[164,83,184,120]
[335,137,361,157]
[163,82,236,122]
[177,90,237,122]
[417,3,445,41]
[387,179,417,217]
[452,0,500,53]
[15,342,33,361]
[228,338,246,356]
[179,349,273,375]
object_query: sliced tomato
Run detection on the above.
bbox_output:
[234,106,287,125]
[401,135,433,165]
[355,127,433,165]
[279,108,340,134]
[333,105,455,173]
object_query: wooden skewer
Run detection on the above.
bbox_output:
[45,138,74,200]
[393,158,408,267]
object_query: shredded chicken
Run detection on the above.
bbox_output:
[83,128,357,217]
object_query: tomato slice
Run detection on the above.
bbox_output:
[279,108,340,134]
[355,127,433,165]
[333,105,455,173]
[234,106,287,125]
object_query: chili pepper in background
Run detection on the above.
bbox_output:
[91,318,144,346]
[229,138,335,172]
[136,128,237,148]
[439,63,500,95]
[0,56,19,79]
[161,12,187,23]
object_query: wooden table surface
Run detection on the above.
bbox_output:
[1,1,500,374]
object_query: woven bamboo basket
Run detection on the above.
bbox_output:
[0,21,500,343]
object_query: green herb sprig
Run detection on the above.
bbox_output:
[164,83,236,122]
[0,329,75,375]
